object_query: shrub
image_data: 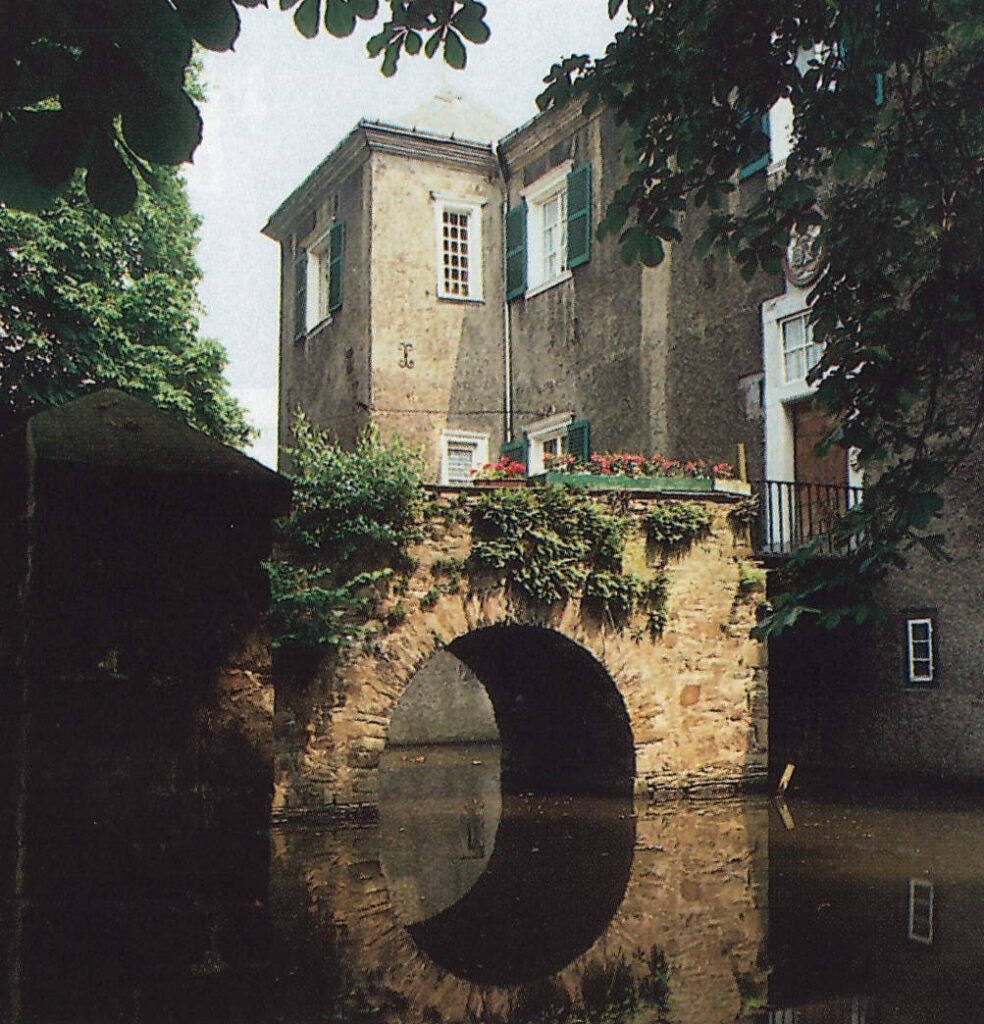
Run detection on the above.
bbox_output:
[267,414,426,650]
[643,501,713,548]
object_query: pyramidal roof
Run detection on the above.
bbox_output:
[390,90,509,145]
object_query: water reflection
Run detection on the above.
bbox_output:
[20,775,984,1021]
[370,741,636,986]
[767,794,984,1023]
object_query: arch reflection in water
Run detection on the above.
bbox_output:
[379,742,636,986]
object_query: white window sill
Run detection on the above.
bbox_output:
[525,270,572,300]
[436,294,484,305]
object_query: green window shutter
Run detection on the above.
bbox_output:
[566,164,592,269]
[505,203,527,301]
[328,221,344,313]
[565,419,590,463]
[738,111,770,179]
[500,436,528,470]
[293,244,307,339]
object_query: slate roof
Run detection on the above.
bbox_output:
[22,389,289,494]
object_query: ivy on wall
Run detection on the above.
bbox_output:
[642,501,713,551]
[469,486,670,633]
[268,429,725,650]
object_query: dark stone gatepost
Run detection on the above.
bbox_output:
[0,390,290,1024]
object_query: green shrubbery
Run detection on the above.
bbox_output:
[470,486,669,628]
[267,415,426,650]
[642,501,713,549]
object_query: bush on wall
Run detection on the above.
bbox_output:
[469,486,669,630]
[267,414,426,649]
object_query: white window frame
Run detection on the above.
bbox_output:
[906,616,935,684]
[303,223,335,329]
[523,412,574,475]
[780,311,824,385]
[522,160,572,298]
[440,430,489,485]
[432,193,485,302]
[908,879,934,944]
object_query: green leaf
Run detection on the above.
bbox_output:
[608,0,624,15]
[453,2,490,44]
[85,132,138,216]
[694,229,714,260]
[443,28,466,68]
[27,114,93,191]
[174,0,242,51]
[324,0,357,37]
[350,0,378,16]
[381,41,400,75]
[121,80,203,165]
[0,113,72,210]
[293,0,320,37]
[424,30,442,58]
[366,29,388,57]
[119,0,195,85]
[639,231,664,267]
[280,0,301,8]
[404,30,422,54]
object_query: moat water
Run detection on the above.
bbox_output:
[13,743,984,1022]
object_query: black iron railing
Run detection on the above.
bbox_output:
[752,480,864,556]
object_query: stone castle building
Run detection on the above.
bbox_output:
[266,89,984,787]
[263,91,774,484]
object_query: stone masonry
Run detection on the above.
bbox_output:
[273,489,768,814]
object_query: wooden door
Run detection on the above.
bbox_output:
[792,400,848,544]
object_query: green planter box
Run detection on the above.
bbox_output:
[529,473,750,495]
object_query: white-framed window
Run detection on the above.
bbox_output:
[301,220,345,329]
[440,430,489,485]
[522,161,572,296]
[524,412,574,475]
[432,194,485,302]
[908,879,934,944]
[781,311,824,383]
[906,616,935,684]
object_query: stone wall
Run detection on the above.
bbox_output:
[369,150,506,471]
[770,443,984,783]
[273,489,768,814]
[279,155,374,453]
[501,105,774,476]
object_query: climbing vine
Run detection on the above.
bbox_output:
[469,486,669,631]
[267,414,426,650]
[642,501,713,551]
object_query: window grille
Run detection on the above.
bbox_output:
[442,210,471,298]
[908,879,934,944]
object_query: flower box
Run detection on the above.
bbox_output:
[528,473,750,495]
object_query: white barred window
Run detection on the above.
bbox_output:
[433,195,484,302]
[781,312,824,383]
[907,617,935,684]
[442,209,471,297]
[440,431,489,485]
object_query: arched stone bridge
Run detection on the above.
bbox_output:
[272,488,768,813]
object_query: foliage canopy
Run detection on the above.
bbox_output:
[536,0,984,633]
[0,0,490,213]
[0,165,251,444]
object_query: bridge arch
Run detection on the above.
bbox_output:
[272,494,768,813]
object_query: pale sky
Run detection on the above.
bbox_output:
[184,1,624,467]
